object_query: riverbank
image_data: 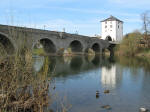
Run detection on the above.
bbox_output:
[114,48,150,60]
[135,49,150,58]
[113,31,150,60]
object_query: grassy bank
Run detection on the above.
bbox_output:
[0,52,50,111]
[33,48,45,55]
[115,48,150,58]
[135,48,150,58]
[0,29,53,112]
[115,31,150,59]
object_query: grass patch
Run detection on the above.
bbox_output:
[33,48,45,55]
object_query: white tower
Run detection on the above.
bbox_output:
[101,15,123,42]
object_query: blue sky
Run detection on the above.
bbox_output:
[0,0,149,36]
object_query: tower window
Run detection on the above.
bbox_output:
[110,25,112,28]
[118,25,119,28]
[105,25,107,28]
[105,21,107,24]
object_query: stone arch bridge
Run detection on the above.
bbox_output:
[0,24,114,55]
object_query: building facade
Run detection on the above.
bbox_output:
[101,16,123,42]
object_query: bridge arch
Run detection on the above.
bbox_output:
[34,38,56,54]
[91,43,101,53]
[106,36,112,41]
[69,40,83,53]
[0,33,15,54]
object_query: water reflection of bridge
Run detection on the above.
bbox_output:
[33,55,115,77]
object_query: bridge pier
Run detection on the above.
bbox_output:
[109,48,114,57]
[107,43,116,57]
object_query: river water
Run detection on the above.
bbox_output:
[33,55,150,112]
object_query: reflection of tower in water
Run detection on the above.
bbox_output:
[101,64,122,88]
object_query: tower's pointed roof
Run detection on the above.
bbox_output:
[101,15,123,23]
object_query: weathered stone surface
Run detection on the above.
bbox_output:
[0,24,110,54]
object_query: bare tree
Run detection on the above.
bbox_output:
[141,11,150,47]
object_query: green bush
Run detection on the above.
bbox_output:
[33,48,45,55]
[117,31,142,56]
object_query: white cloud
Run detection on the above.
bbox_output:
[52,7,111,14]
[108,0,150,8]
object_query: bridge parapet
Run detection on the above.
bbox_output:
[109,41,120,45]
[0,24,110,55]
